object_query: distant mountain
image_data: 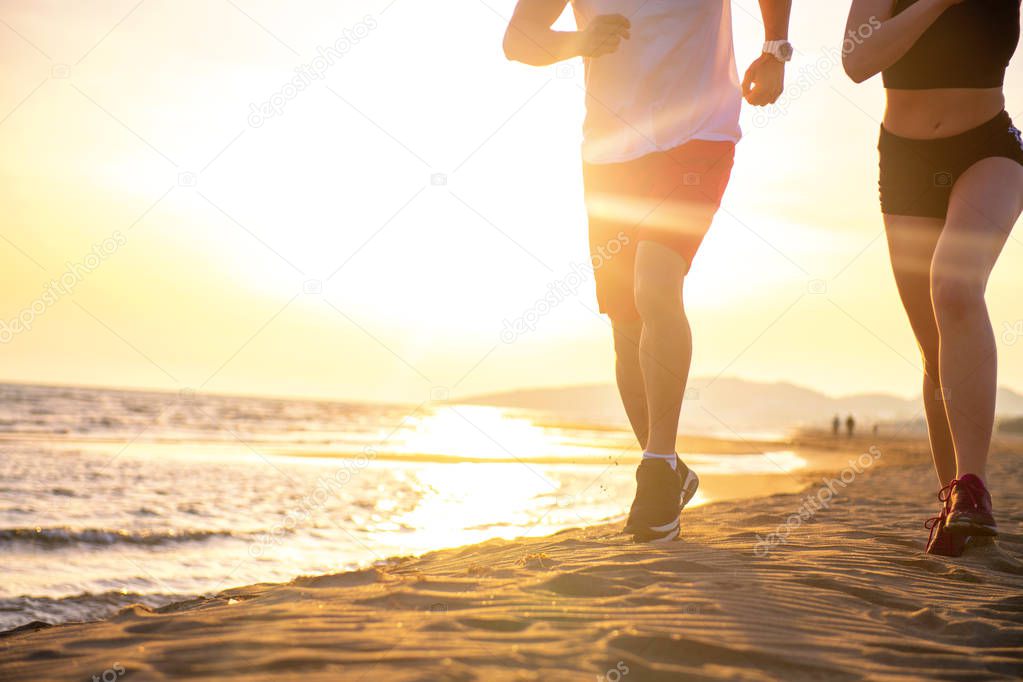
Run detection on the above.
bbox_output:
[466,378,1023,435]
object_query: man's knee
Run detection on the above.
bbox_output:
[633,241,687,323]
[634,266,685,322]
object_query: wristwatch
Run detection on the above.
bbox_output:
[763,40,794,63]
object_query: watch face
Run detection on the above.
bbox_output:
[779,43,794,60]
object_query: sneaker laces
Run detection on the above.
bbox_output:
[925,480,958,547]
[924,510,947,547]
[947,477,983,511]
[937,479,958,506]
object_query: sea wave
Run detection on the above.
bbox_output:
[0,591,190,633]
[0,526,238,548]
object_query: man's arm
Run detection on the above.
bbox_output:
[742,0,793,106]
[843,0,962,83]
[503,0,629,66]
[760,0,792,41]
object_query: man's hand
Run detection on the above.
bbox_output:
[742,53,785,106]
[576,14,630,58]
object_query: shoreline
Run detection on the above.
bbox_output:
[0,435,837,634]
[5,437,1021,680]
[0,436,931,632]
[0,427,922,463]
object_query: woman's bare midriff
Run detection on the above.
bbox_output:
[883,88,1005,139]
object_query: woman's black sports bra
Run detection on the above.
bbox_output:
[882,0,1020,89]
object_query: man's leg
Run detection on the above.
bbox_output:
[582,158,651,449]
[612,318,649,449]
[622,239,703,543]
[629,142,732,457]
[633,241,691,455]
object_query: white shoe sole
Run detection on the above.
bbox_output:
[646,518,681,543]
[680,469,700,510]
[629,467,699,543]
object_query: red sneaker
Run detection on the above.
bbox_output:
[925,511,966,556]
[925,481,966,556]
[945,474,997,537]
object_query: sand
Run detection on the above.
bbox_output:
[3,438,1022,681]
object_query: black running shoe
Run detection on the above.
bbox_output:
[623,456,699,543]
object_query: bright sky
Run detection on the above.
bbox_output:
[3,0,1023,405]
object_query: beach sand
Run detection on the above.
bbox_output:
[3,437,1022,681]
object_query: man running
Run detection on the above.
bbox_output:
[503,1,792,542]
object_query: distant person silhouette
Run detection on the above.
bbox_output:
[504,0,792,543]
[845,414,855,438]
[832,414,841,437]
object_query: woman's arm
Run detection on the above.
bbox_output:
[843,0,963,83]
[503,0,629,67]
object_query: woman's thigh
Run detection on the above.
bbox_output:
[932,158,1023,288]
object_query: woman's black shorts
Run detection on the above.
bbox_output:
[878,110,1023,219]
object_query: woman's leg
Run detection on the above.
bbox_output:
[884,214,956,486]
[931,158,1023,481]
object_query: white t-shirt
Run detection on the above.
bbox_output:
[570,0,742,164]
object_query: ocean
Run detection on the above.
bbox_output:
[0,382,808,631]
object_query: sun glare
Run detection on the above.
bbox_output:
[396,405,564,461]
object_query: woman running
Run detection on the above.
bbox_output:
[844,0,1023,555]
